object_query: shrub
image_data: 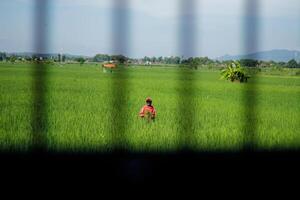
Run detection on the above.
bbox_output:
[221,61,250,83]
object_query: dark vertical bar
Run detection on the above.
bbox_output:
[243,0,259,151]
[178,0,198,150]
[179,0,197,58]
[112,0,129,56]
[110,0,130,150]
[298,3,300,150]
[31,0,50,152]
[296,1,300,149]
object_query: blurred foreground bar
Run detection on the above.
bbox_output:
[178,0,198,149]
[32,0,50,152]
[243,0,259,151]
[110,0,130,150]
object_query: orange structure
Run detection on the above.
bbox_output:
[102,63,117,68]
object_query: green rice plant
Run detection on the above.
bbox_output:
[0,63,299,152]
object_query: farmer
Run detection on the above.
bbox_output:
[139,97,156,121]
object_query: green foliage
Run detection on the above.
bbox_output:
[9,56,17,63]
[93,54,111,62]
[76,57,86,65]
[0,52,6,61]
[221,61,250,83]
[44,59,55,65]
[287,59,299,68]
[111,55,128,64]
[181,57,198,69]
[146,56,181,64]
[239,59,259,67]
[5,52,300,70]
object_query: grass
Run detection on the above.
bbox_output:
[0,62,299,152]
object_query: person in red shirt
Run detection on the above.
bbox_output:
[139,97,156,121]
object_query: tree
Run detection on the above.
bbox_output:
[151,57,156,63]
[199,57,213,65]
[239,59,259,67]
[174,56,181,64]
[287,59,298,68]
[76,57,86,65]
[143,56,150,63]
[111,55,127,64]
[62,55,66,62]
[158,56,163,63]
[221,62,250,83]
[0,52,7,61]
[25,56,32,62]
[180,57,198,69]
[9,56,17,63]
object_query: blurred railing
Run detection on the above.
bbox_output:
[178,0,197,149]
[31,0,266,153]
[32,0,50,152]
[243,0,259,151]
[109,0,131,150]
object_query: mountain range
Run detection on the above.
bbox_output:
[6,52,90,59]
[216,49,300,62]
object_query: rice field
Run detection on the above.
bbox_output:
[0,63,299,152]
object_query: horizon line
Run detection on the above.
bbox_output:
[1,48,300,60]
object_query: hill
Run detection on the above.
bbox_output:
[217,49,300,62]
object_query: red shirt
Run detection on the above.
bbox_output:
[139,105,156,118]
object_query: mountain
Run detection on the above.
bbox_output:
[6,52,90,59]
[217,49,300,62]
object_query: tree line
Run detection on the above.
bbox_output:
[1,52,300,68]
[90,54,300,68]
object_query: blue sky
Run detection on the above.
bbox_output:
[0,0,299,58]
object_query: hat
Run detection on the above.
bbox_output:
[146,97,152,102]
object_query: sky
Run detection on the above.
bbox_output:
[0,0,299,58]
